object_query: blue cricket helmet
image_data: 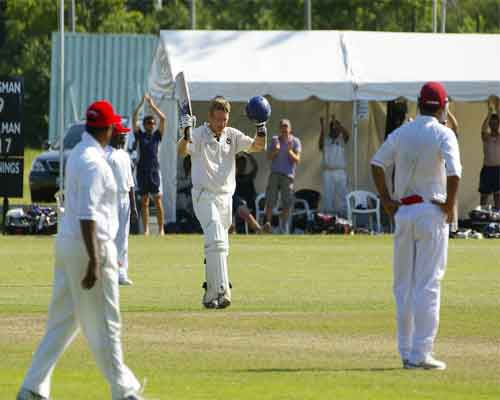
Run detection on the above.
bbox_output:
[245,96,271,123]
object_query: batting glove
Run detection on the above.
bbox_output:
[180,114,196,130]
[256,122,267,137]
[180,114,196,141]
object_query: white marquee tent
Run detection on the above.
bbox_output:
[147,30,500,224]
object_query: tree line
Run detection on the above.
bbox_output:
[0,0,499,146]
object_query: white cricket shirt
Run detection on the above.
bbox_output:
[59,132,119,241]
[323,135,346,169]
[188,123,254,195]
[106,147,134,194]
[371,115,462,203]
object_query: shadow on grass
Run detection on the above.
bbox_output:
[235,367,402,373]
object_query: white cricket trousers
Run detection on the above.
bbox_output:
[116,194,131,277]
[21,236,140,399]
[322,169,347,215]
[192,189,231,298]
[393,203,448,363]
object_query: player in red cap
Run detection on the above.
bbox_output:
[371,82,462,370]
[106,121,138,286]
[17,101,143,400]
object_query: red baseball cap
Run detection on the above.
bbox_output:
[112,120,131,136]
[419,82,447,108]
[86,100,121,128]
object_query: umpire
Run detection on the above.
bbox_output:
[17,101,142,400]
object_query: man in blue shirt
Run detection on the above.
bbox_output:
[132,94,166,235]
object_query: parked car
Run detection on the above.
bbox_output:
[29,119,133,203]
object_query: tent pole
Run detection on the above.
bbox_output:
[352,99,358,190]
[58,0,65,212]
[441,0,447,33]
[432,0,437,33]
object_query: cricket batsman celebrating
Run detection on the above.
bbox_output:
[371,82,461,370]
[177,95,269,309]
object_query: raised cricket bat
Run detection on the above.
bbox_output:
[175,71,192,140]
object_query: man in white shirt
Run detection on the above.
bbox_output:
[319,115,350,215]
[177,96,265,309]
[371,82,461,371]
[107,121,138,286]
[17,101,142,400]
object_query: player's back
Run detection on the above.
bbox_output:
[390,115,457,202]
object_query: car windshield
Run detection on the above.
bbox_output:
[52,124,85,150]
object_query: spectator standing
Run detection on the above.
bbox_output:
[479,97,500,209]
[264,118,301,234]
[319,115,349,215]
[132,94,166,235]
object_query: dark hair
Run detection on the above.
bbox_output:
[490,113,499,121]
[143,115,155,124]
[418,101,441,116]
[86,124,109,136]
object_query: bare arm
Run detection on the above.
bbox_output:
[336,120,350,143]
[248,135,265,153]
[432,176,460,223]
[267,139,280,161]
[481,109,491,141]
[146,95,166,137]
[129,188,138,221]
[177,137,189,157]
[287,142,301,163]
[319,117,325,151]
[132,95,146,133]
[80,220,100,290]
[371,164,400,217]
[446,110,459,137]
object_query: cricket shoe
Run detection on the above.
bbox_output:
[215,292,231,309]
[202,282,232,309]
[119,276,134,286]
[406,355,447,370]
[16,388,48,400]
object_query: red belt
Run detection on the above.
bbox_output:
[400,195,424,205]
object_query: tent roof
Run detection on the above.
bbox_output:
[151,30,354,101]
[151,30,500,103]
[344,31,500,101]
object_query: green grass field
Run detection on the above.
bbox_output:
[0,235,498,399]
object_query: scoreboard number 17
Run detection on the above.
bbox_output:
[0,137,12,154]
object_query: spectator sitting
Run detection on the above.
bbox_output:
[231,196,262,234]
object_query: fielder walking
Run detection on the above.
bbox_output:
[106,121,138,286]
[177,96,267,309]
[371,82,461,370]
[16,101,142,400]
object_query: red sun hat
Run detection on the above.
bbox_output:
[419,82,448,108]
[86,100,121,128]
[112,120,131,136]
